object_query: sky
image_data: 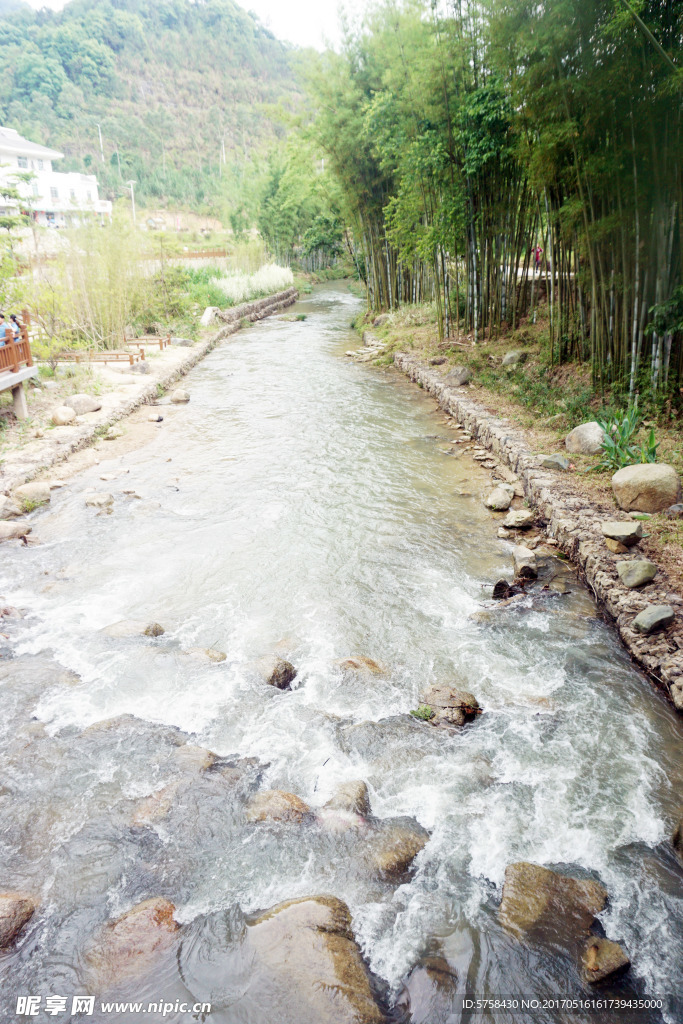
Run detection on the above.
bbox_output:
[21,0,359,50]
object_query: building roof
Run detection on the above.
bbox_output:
[0,127,63,161]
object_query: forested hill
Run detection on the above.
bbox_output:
[0,0,298,209]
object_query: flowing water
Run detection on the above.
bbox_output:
[1,283,681,1022]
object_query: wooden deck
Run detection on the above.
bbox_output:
[0,328,37,419]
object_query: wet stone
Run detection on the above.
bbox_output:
[581,937,630,985]
[246,789,311,823]
[256,655,297,689]
[484,486,512,511]
[324,780,371,817]
[502,508,534,529]
[83,898,180,991]
[512,545,537,579]
[499,862,607,944]
[0,892,37,947]
[632,605,675,634]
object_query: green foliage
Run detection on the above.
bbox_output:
[409,704,434,721]
[595,407,659,471]
[0,0,298,210]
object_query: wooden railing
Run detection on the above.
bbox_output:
[0,327,33,375]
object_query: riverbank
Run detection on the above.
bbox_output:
[382,349,683,711]
[0,287,297,497]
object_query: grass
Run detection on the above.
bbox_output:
[409,704,435,721]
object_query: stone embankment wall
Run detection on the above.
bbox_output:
[0,289,297,494]
[394,352,683,711]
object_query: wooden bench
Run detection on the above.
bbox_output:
[0,326,37,419]
[124,333,170,355]
[52,349,140,366]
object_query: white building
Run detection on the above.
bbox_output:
[0,126,112,227]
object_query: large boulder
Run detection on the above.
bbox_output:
[246,897,386,1023]
[601,521,642,547]
[0,892,37,947]
[256,655,297,689]
[83,898,179,990]
[14,481,51,506]
[364,817,429,878]
[64,393,102,415]
[565,422,607,455]
[421,684,480,728]
[612,463,682,513]
[51,406,76,426]
[324,780,372,817]
[580,937,630,985]
[616,560,658,588]
[246,789,311,823]
[498,862,607,944]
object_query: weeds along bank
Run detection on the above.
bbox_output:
[9,221,293,359]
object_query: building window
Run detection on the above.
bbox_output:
[18,156,28,169]
[37,160,43,170]
[51,187,58,200]
[69,190,76,201]
[31,183,39,196]
[87,190,92,201]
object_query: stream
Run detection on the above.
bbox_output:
[0,282,681,1022]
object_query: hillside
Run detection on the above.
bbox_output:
[0,0,299,211]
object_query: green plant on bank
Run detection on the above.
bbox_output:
[595,407,659,471]
[20,496,47,513]
[410,704,434,721]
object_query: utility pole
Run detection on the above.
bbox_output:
[126,179,137,226]
[96,123,105,163]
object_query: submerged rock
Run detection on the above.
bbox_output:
[247,896,386,1023]
[324,780,371,817]
[182,647,227,664]
[612,463,682,513]
[246,789,311,823]
[498,862,607,943]
[85,492,114,509]
[84,898,179,991]
[337,656,385,674]
[0,892,37,947]
[256,655,297,689]
[395,955,458,1024]
[101,619,165,638]
[364,817,429,878]
[616,560,658,588]
[421,684,480,728]
[580,937,630,985]
[632,604,674,634]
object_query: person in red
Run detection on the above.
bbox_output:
[534,245,543,271]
